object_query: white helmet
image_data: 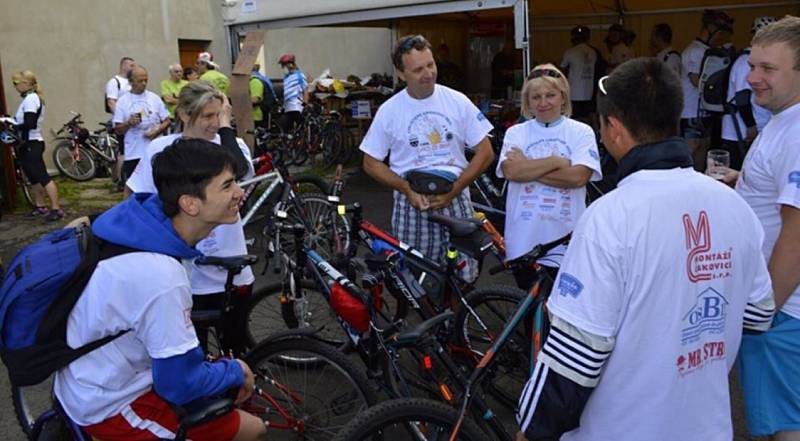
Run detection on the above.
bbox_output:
[752,16,778,33]
[0,130,18,144]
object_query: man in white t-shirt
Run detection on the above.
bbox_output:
[360,34,494,280]
[561,26,597,122]
[517,57,774,441]
[651,23,681,75]
[105,56,135,187]
[604,25,633,72]
[54,140,266,441]
[113,65,170,188]
[726,16,800,440]
[680,9,734,169]
[719,17,777,170]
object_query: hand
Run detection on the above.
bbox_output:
[65,216,90,229]
[144,128,161,140]
[128,113,142,127]
[403,185,430,211]
[515,431,529,441]
[505,147,526,162]
[710,166,740,186]
[428,190,457,209]
[745,126,758,143]
[219,97,233,128]
[234,359,255,404]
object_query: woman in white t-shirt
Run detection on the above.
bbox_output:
[496,63,601,289]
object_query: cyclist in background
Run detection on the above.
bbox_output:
[278,53,308,133]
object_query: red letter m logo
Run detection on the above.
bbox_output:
[683,211,712,283]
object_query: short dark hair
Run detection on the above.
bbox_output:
[597,58,683,143]
[152,139,236,217]
[652,23,672,44]
[392,34,433,71]
[119,57,134,67]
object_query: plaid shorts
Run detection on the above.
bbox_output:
[391,188,479,282]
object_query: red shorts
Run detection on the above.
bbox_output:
[83,390,240,441]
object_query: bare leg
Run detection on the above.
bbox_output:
[114,154,124,182]
[31,183,46,207]
[43,180,60,209]
[233,410,268,441]
[775,431,800,441]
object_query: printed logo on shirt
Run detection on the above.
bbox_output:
[683,211,733,282]
[407,111,454,149]
[589,149,599,160]
[676,340,726,376]
[789,171,800,188]
[183,308,193,328]
[681,287,728,344]
[477,112,487,122]
[557,273,584,298]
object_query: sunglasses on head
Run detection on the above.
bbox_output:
[528,68,562,80]
[399,35,425,52]
[598,75,610,96]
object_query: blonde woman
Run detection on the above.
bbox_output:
[11,70,63,221]
[496,63,601,289]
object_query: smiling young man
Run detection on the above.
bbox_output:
[54,140,267,441]
[359,34,494,280]
[733,16,800,440]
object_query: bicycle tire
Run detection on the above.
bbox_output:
[453,285,531,412]
[244,337,378,439]
[292,174,330,195]
[274,193,351,263]
[52,142,96,181]
[245,280,349,348]
[11,375,55,436]
[332,398,485,441]
[17,168,34,206]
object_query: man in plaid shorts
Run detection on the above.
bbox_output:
[360,34,494,280]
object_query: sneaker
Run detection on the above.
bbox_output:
[24,206,49,219]
[44,209,65,222]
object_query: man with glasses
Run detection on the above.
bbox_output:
[161,64,188,133]
[359,34,494,280]
[516,57,774,441]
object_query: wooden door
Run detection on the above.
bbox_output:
[178,39,210,72]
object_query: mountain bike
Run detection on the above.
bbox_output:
[51,112,118,181]
[0,121,34,206]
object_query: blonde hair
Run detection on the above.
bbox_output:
[12,70,44,104]
[520,63,571,119]
[176,80,224,125]
[752,15,800,70]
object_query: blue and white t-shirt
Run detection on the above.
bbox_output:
[283,70,308,113]
[359,84,493,178]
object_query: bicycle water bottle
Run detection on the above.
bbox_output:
[480,174,502,197]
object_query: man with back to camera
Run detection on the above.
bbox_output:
[359,34,494,280]
[561,25,597,124]
[54,139,267,441]
[650,23,681,75]
[515,57,775,441]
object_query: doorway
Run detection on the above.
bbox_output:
[178,39,210,73]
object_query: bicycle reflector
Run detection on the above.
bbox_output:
[330,282,369,333]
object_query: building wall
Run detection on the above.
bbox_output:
[0,0,230,169]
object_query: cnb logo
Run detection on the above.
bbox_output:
[683,211,711,283]
[681,288,728,344]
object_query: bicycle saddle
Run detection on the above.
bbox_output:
[195,255,259,271]
[392,311,454,347]
[427,213,481,237]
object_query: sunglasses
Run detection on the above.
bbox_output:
[13,80,25,85]
[399,35,425,52]
[527,68,562,80]
[598,75,610,95]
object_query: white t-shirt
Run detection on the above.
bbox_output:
[560,43,597,102]
[496,118,601,264]
[736,102,800,318]
[609,44,633,67]
[127,133,256,293]
[14,92,44,141]
[550,167,771,441]
[112,90,169,160]
[681,39,709,119]
[656,47,682,75]
[721,50,771,141]
[105,75,131,102]
[54,254,199,425]
[360,85,493,177]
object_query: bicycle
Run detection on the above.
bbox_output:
[332,234,571,441]
[0,122,34,206]
[13,254,377,440]
[51,111,119,181]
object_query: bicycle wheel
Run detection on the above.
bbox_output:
[292,174,330,195]
[453,285,530,412]
[11,375,55,435]
[17,167,34,206]
[320,123,344,169]
[245,280,349,348]
[52,142,96,181]
[333,398,485,441]
[275,193,350,262]
[244,337,378,440]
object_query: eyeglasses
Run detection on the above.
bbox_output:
[597,75,610,95]
[399,35,425,52]
[527,68,562,80]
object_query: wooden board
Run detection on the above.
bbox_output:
[230,31,265,151]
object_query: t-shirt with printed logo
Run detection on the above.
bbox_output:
[359,84,493,178]
[736,102,800,318]
[548,167,771,441]
[112,90,169,160]
[496,117,601,263]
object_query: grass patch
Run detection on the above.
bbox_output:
[7,175,122,215]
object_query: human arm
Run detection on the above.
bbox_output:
[362,153,430,210]
[216,98,249,178]
[537,165,595,188]
[428,136,494,209]
[769,205,800,308]
[152,346,247,405]
[501,149,568,182]
[145,117,171,140]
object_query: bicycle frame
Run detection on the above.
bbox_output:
[238,170,282,226]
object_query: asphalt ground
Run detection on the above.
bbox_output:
[0,167,760,440]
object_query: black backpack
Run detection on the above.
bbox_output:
[0,226,136,386]
[698,46,739,114]
[253,76,278,116]
[104,77,120,114]
[590,45,608,100]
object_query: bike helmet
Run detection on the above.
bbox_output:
[702,9,734,33]
[278,53,295,65]
[752,16,778,33]
[0,129,17,144]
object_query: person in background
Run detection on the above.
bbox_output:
[250,63,277,130]
[651,23,682,75]
[105,56,135,190]
[11,70,63,221]
[278,53,308,134]
[161,64,188,133]
[183,66,199,82]
[435,43,464,91]
[605,24,633,71]
[197,52,230,95]
[497,64,601,289]
[560,26,597,125]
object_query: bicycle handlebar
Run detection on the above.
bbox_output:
[488,233,572,275]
